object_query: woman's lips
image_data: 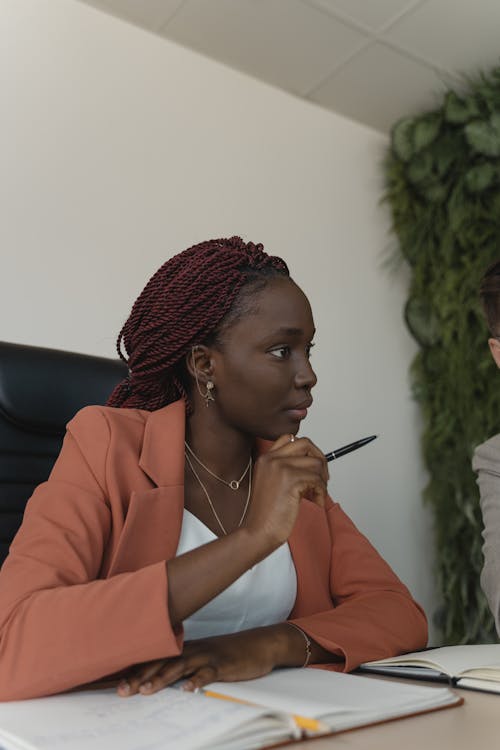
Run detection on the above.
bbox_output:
[286,407,309,421]
[285,398,312,421]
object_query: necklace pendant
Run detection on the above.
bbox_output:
[229,480,240,491]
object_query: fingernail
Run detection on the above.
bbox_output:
[139,681,152,693]
[118,681,130,695]
[182,681,194,692]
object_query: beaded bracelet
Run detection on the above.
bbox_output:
[287,622,312,668]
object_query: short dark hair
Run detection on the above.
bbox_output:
[480,259,500,338]
[107,236,289,411]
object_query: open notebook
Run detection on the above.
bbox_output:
[0,669,461,750]
[360,644,500,694]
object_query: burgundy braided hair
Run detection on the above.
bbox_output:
[107,236,289,411]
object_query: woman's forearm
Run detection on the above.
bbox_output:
[166,527,275,627]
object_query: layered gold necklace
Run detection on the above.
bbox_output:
[184,441,252,536]
[184,441,252,490]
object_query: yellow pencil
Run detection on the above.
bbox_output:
[203,689,326,733]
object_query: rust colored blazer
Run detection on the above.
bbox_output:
[0,401,427,700]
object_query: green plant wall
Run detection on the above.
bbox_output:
[385,69,500,644]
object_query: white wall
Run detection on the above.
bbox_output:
[1,0,437,638]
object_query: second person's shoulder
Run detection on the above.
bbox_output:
[473,433,500,472]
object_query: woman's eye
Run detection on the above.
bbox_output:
[306,342,315,358]
[269,346,290,359]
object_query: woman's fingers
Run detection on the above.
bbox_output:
[137,658,217,696]
[269,435,329,484]
[137,660,190,695]
[182,665,218,692]
[117,650,219,696]
[267,433,298,452]
[243,436,329,547]
[118,658,186,696]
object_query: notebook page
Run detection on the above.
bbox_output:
[366,644,500,678]
[207,668,458,727]
[0,687,296,750]
[456,677,500,694]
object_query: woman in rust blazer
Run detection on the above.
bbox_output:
[0,237,427,701]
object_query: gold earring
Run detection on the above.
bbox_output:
[192,348,215,406]
[205,381,215,406]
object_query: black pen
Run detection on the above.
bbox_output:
[324,435,377,462]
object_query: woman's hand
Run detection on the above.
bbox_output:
[117,626,289,697]
[242,435,329,550]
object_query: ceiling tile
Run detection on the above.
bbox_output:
[305,0,423,33]
[161,0,369,96]
[384,0,500,75]
[82,0,184,32]
[309,42,453,132]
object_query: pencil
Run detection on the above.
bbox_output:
[203,689,326,732]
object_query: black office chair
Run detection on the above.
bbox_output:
[0,341,127,565]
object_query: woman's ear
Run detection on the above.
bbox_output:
[488,338,500,369]
[185,345,214,383]
[186,346,217,406]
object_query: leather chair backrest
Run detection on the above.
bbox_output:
[0,341,127,565]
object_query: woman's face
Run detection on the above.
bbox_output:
[209,277,317,441]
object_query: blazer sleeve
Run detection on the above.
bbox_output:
[473,434,500,636]
[0,407,182,701]
[290,502,428,671]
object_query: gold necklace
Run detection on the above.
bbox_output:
[184,441,252,491]
[184,451,252,536]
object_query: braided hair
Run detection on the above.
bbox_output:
[107,236,289,411]
[480,259,500,338]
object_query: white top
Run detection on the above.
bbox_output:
[176,509,297,641]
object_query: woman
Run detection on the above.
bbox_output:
[0,236,427,700]
[473,259,500,635]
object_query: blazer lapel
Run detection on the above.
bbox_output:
[108,401,187,576]
[139,399,186,488]
[107,487,185,576]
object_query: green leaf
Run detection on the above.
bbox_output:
[447,182,468,232]
[413,114,442,152]
[433,133,461,177]
[464,163,496,192]
[421,181,448,203]
[465,117,500,156]
[404,296,441,346]
[444,91,480,124]
[392,118,415,162]
[407,152,434,184]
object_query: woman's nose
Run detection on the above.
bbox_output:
[295,358,317,389]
